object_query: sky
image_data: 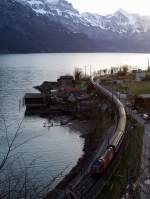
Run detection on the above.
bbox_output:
[68,0,150,16]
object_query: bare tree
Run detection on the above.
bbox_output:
[0,116,67,199]
[103,68,107,76]
[74,67,83,81]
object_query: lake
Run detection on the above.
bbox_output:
[0,52,149,195]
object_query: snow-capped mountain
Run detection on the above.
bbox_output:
[19,0,79,15]
[17,0,150,37]
[1,0,150,53]
[17,0,89,33]
[0,0,92,53]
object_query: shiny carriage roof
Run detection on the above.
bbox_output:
[91,80,127,150]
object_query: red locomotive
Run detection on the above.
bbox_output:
[91,146,115,175]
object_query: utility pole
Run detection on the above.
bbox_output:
[84,66,87,78]
[148,58,150,70]
[90,65,92,77]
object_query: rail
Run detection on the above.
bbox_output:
[55,80,127,199]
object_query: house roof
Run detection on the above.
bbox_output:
[24,93,45,99]
[58,75,74,81]
[64,88,80,93]
[34,81,58,92]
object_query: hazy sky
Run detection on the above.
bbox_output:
[68,0,150,15]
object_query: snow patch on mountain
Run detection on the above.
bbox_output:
[16,0,150,35]
[82,9,150,34]
[114,9,136,25]
[81,12,106,29]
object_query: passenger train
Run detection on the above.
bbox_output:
[90,80,127,175]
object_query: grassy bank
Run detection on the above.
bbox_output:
[96,117,144,199]
[113,81,150,96]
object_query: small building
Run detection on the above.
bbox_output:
[57,87,80,99]
[57,75,74,88]
[24,93,50,113]
[113,79,124,84]
[135,70,146,82]
[68,90,88,103]
[34,81,58,94]
[134,94,150,112]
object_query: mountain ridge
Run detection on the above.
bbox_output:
[17,0,150,36]
[1,0,150,53]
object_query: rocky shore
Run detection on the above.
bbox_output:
[45,118,98,199]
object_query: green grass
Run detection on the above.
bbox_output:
[113,81,150,96]
[96,118,144,199]
[125,81,150,96]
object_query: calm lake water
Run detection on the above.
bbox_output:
[0,52,149,192]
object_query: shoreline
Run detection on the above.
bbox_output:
[1,52,150,55]
[45,118,99,199]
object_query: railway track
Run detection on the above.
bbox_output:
[56,81,127,199]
